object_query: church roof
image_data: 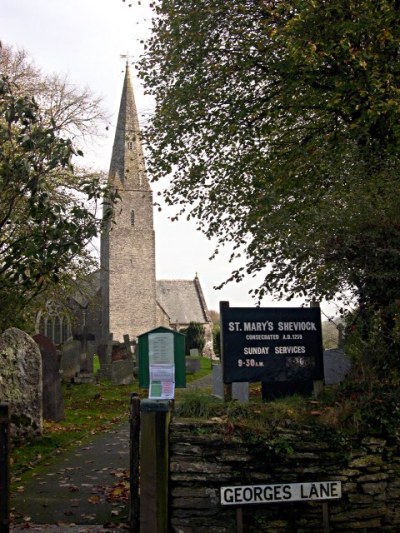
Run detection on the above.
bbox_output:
[156,277,211,325]
[70,270,101,308]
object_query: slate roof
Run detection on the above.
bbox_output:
[70,270,101,308]
[156,277,211,325]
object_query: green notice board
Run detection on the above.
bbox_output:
[138,326,186,389]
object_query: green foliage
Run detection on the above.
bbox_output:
[322,319,339,350]
[175,390,222,418]
[139,0,400,367]
[213,323,220,357]
[0,75,115,331]
[322,377,400,437]
[184,321,206,355]
[344,304,400,374]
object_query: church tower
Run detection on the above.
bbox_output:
[100,63,157,341]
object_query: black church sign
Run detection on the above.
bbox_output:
[220,302,323,384]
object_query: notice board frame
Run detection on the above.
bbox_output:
[220,301,324,384]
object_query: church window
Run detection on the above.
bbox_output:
[37,301,71,345]
[127,141,133,150]
[131,209,135,226]
[45,318,53,339]
[54,316,61,344]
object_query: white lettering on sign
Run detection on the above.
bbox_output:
[278,322,317,331]
[275,346,306,355]
[243,321,274,332]
[220,481,342,506]
[243,347,269,355]
[245,334,279,340]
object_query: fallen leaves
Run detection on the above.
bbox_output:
[87,494,101,504]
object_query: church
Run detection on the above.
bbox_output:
[37,64,213,357]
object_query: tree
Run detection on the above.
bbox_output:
[0,44,107,142]
[0,73,113,332]
[138,1,400,368]
[184,322,206,355]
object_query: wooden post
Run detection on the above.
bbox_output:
[0,404,10,533]
[220,301,233,402]
[322,502,330,533]
[129,394,140,533]
[139,400,172,533]
[236,507,244,533]
[310,299,324,398]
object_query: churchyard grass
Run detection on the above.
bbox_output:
[10,360,213,476]
[185,355,213,383]
[10,380,138,476]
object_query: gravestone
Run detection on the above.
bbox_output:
[33,334,65,422]
[73,327,96,383]
[60,338,81,380]
[323,349,351,385]
[97,341,113,380]
[212,364,224,399]
[0,328,43,442]
[111,360,135,385]
[212,364,249,402]
[232,381,249,402]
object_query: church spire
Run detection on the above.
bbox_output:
[108,63,149,191]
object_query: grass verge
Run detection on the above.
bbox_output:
[10,361,214,476]
[11,380,138,475]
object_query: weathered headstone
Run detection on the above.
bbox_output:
[60,338,81,380]
[212,364,224,399]
[33,334,65,422]
[323,349,351,385]
[73,327,96,383]
[0,328,43,442]
[212,364,249,402]
[97,341,113,380]
[111,360,135,385]
[232,381,249,403]
[186,356,201,374]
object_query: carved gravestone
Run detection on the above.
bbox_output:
[0,328,43,442]
[33,334,65,422]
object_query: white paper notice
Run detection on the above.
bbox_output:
[149,363,175,399]
[150,364,175,382]
[149,332,174,364]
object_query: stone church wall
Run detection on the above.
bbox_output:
[170,419,400,532]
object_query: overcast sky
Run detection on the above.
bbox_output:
[1,0,337,317]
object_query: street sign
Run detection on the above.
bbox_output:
[220,481,342,506]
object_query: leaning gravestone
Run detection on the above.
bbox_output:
[0,328,43,442]
[33,333,65,422]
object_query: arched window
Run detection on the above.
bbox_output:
[131,209,135,226]
[54,316,61,344]
[37,301,71,345]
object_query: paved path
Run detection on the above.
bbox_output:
[10,373,213,532]
[11,422,131,532]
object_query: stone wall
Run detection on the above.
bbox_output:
[169,419,400,532]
